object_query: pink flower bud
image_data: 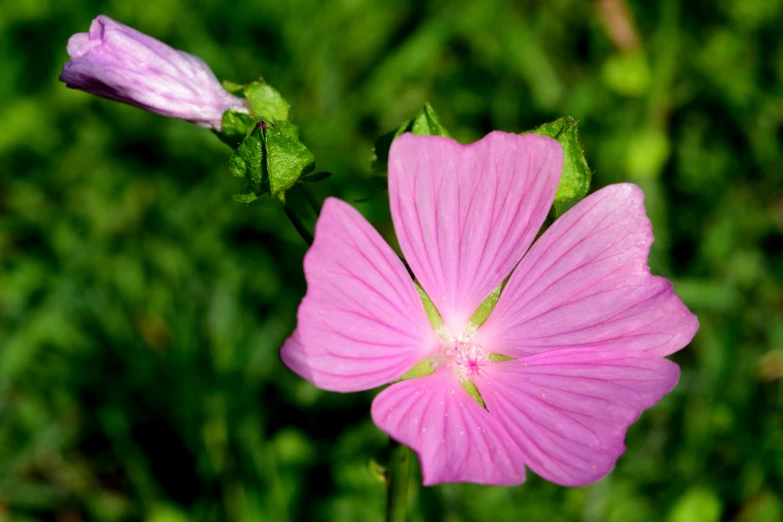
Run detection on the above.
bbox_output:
[60,15,248,130]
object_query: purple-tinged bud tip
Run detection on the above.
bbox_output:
[60,15,249,130]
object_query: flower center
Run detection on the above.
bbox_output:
[432,340,487,382]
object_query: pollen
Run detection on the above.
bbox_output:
[436,340,488,382]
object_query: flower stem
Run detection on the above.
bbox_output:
[299,184,322,214]
[386,441,411,522]
[282,201,314,245]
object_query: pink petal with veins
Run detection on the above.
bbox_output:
[388,132,563,335]
[475,347,679,486]
[476,184,698,357]
[281,198,441,392]
[372,368,526,485]
[60,15,247,129]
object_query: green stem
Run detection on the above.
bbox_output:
[299,184,322,215]
[386,441,411,522]
[282,202,314,245]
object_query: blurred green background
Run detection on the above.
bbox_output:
[2,0,782,520]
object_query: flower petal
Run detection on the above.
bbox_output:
[284,198,440,392]
[371,368,526,485]
[388,132,563,335]
[476,184,698,357]
[476,348,679,486]
[280,330,334,385]
[60,15,247,129]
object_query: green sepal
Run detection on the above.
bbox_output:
[371,103,450,177]
[299,171,332,183]
[527,116,592,217]
[488,353,514,362]
[217,110,256,148]
[395,358,435,382]
[221,80,245,96]
[229,122,265,187]
[228,120,316,200]
[396,102,450,139]
[265,121,316,197]
[415,281,443,332]
[460,380,486,409]
[245,81,290,121]
[465,276,510,333]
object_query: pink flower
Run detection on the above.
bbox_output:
[281,131,698,487]
[60,15,248,130]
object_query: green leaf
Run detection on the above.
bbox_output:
[371,103,450,176]
[528,116,592,217]
[245,81,290,121]
[299,171,332,183]
[217,109,255,148]
[415,281,443,332]
[265,121,316,197]
[460,380,486,409]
